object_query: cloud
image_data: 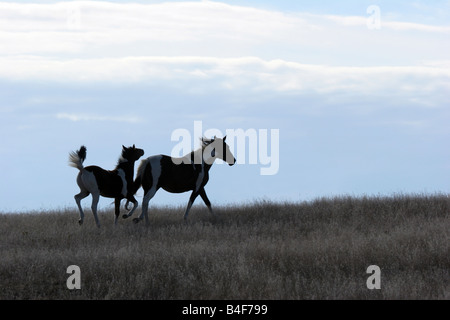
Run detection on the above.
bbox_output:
[0,1,449,110]
[0,1,302,55]
[1,1,449,64]
[2,56,449,107]
[323,13,450,33]
[56,112,142,123]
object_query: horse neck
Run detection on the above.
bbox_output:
[116,159,135,181]
[188,148,214,173]
[203,161,213,173]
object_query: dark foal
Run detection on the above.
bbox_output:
[69,144,144,227]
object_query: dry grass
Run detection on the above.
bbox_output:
[0,194,448,300]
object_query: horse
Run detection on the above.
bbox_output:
[123,136,236,225]
[69,144,144,227]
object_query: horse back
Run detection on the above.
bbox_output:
[84,165,123,198]
[150,155,199,193]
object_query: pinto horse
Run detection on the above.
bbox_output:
[123,136,236,225]
[69,144,144,227]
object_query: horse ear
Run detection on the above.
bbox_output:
[223,135,227,142]
[122,145,126,150]
[133,144,135,148]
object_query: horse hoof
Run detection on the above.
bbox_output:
[133,218,140,224]
[122,214,129,219]
[78,220,83,225]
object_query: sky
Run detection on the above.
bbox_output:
[0,0,449,213]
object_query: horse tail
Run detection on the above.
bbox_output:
[69,145,87,170]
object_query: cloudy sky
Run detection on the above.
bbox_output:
[1,0,449,213]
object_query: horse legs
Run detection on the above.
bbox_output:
[184,191,200,221]
[134,187,158,226]
[90,192,101,228]
[122,197,138,219]
[123,196,138,219]
[74,190,89,225]
[199,188,214,215]
[114,198,121,226]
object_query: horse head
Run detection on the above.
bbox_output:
[202,136,236,166]
[122,144,145,162]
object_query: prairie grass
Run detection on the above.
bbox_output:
[0,194,448,299]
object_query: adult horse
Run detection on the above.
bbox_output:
[124,136,236,225]
[69,144,144,227]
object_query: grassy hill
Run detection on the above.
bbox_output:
[0,194,448,299]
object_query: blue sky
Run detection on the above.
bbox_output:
[1,1,449,213]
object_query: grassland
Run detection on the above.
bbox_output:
[0,194,448,300]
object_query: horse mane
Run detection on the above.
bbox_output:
[115,149,129,169]
[200,137,214,149]
[186,137,213,162]
[116,154,128,166]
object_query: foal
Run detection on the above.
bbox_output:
[69,144,144,227]
[123,136,236,225]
